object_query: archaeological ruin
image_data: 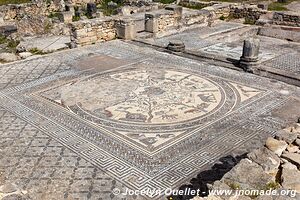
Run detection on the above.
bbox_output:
[0,0,300,200]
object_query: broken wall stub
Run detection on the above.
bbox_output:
[145,6,183,36]
[70,18,116,46]
[116,18,136,40]
[240,38,260,72]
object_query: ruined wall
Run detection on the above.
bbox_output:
[182,10,209,26]
[157,12,178,33]
[0,3,48,21]
[273,12,300,27]
[70,18,116,46]
[179,0,215,9]
[229,5,267,23]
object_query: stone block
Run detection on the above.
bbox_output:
[65,3,75,15]
[0,14,4,24]
[0,25,17,36]
[87,3,97,18]
[96,11,104,18]
[165,5,183,17]
[145,13,158,33]
[257,3,268,10]
[116,18,136,40]
[59,11,73,23]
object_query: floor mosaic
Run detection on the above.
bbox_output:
[1,40,299,199]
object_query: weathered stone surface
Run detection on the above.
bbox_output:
[16,15,52,36]
[221,159,274,189]
[265,137,288,156]
[256,195,273,200]
[240,37,260,71]
[58,11,73,23]
[116,18,136,40]
[287,145,299,153]
[167,40,185,52]
[2,194,25,200]
[295,139,300,146]
[281,161,298,170]
[275,130,298,144]
[0,53,19,62]
[241,38,260,62]
[247,147,280,175]
[281,152,300,166]
[281,168,300,193]
[0,182,17,193]
[18,36,70,53]
[19,52,33,59]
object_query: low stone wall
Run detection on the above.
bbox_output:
[70,18,116,46]
[157,11,178,33]
[179,0,215,8]
[273,12,300,27]
[229,5,267,23]
[182,10,210,26]
[194,121,300,200]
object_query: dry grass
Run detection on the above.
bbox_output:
[0,0,31,6]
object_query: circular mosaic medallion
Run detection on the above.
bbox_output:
[60,68,225,126]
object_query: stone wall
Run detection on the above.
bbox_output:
[182,10,210,26]
[145,6,182,36]
[0,3,48,21]
[229,5,267,23]
[273,12,300,27]
[157,11,178,33]
[70,18,116,46]
[179,0,215,9]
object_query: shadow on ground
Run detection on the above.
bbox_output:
[169,153,247,200]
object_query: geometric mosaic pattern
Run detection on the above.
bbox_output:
[264,52,300,74]
[0,40,298,199]
[0,107,136,200]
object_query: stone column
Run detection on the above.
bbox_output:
[240,38,260,72]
